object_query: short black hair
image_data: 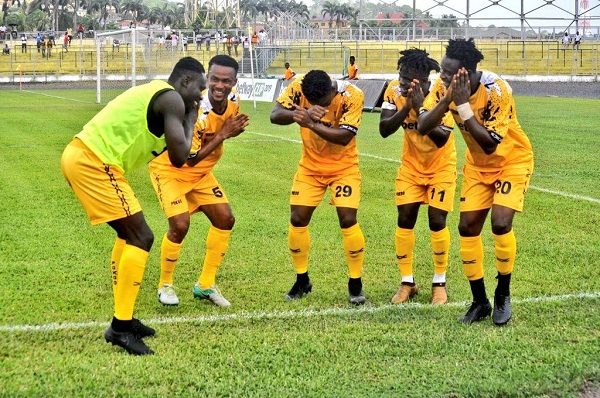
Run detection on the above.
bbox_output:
[169,57,205,81]
[349,56,355,61]
[445,38,484,72]
[301,70,333,104]
[397,48,440,76]
[209,54,239,73]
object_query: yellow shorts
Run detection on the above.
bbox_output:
[290,171,361,209]
[395,168,457,212]
[460,163,533,212]
[149,169,229,218]
[61,138,142,225]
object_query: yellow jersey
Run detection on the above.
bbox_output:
[149,89,240,180]
[423,71,533,171]
[277,76,364,175]
[382,79,456,176]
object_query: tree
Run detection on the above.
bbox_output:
[25,8,48,30]
[321,1,337,28]
[121,0,147,25]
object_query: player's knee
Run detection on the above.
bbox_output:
[133,228,154,252]
[458,222,478,237]
[214,214,235,230]
[169,218,190,242]
[339,217,357,229]
[397,214,416,229]
[428,218,446,232]
[491,220,512,235]
[290,212,310,227]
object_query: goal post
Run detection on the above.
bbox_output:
[95,29,136,104]
[94,29,208,105]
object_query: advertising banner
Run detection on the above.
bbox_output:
[235,78,281,102]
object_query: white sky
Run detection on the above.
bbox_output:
[304,0,599,28]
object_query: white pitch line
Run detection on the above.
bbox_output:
[21,89,96,104]
[527,186,600,204]
[1,291,598,333]
[246,131,600,204]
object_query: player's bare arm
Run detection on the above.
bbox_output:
[452,68,498,155]
[187,113,250,167]
[154,90,197,168]
[292,107,354,146]
[271,102,328,127]
[270,102,296,125]
[380,79,421,138]
[417,79,453,135]
[428,125,453,148]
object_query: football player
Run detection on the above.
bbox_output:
[418,38,534,326]
[149,55,249,308]
[270,69,366,305]
[379,48,456,305]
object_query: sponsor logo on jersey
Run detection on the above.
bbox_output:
[402,121,418,130]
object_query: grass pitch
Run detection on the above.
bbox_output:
[0,90,598,397]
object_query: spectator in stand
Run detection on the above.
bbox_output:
[77,24,85,39]
[63,32,69,53]
[113,38,120,52]
[258,30,267,46]
[220,33,227,54]
[562,32,570,50]
[233,35,239,57]
[182,35,188,51]
[36,32,42,53]
[573,31,582,50]
[2,43,10,55]
[67,27,73,45]
[46,36,53,57]
[40,37,46,58]
[205,33,211,51]
[251,32,258,47]
[226,34,232,56]
[243,36,250,57]
[21,34,27,53]
[0,25,6,40]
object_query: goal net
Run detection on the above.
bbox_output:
[95,29,182,104]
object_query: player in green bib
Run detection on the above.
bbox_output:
[61,57,206,355]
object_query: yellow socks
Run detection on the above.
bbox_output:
[431,227,450,275]
[158,234,183,289]
[459,235,484,281]
[494,229,516,275]
[288,224,310,274]
[110,238,126,303]
[395,227,415,278]
[114,244,148,321]
[198,226,231,289]
[342,223,365,279]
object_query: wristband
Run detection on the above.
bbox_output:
[456,103,474,121]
